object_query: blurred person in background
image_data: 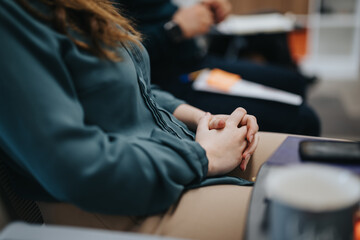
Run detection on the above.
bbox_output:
[115,0,321,136]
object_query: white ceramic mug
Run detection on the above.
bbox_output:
[265,164,360,240]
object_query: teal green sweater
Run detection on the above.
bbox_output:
[0,0,251,216]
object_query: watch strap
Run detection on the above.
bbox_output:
[164,21,184,43]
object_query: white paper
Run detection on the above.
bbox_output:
[216,13,295,35]
[192,69,303,106]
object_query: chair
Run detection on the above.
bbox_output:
[0,148,43,229]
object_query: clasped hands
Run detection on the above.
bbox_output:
[195,108,259,177]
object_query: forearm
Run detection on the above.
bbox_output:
[151,85,187,113]
[173,104,206,131]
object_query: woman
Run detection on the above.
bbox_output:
[0,0,281,239]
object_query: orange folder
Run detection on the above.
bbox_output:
[206,68,242,92]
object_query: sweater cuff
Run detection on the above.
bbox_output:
[183,139,209,181]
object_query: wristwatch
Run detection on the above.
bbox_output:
[163,20,184,43]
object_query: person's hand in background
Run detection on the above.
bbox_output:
[202,0,232,23]
[173,4,214,38]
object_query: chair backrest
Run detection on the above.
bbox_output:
[0,189,11,230]
[0,149,43,228]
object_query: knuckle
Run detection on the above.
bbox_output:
[253,117,258,124]
[249,115,256,120]
[236,107,247,114]
[239,125,247,133]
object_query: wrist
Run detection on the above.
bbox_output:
[163,20,184,43]
[206,156,215,177]
[196,140,214,177]
[205,151,218,177]
[173,104,206,131]
[194,110,206,125]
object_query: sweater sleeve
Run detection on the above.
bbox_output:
[0,0,208,215]
[151,85,187,113]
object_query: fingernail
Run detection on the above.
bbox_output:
[248,135,253,143]
[240,164,245,172]
[245,154,251,162]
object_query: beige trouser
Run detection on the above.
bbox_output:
[37,132,288,240]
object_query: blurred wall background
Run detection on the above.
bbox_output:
[228,0,360,140]
[229,0,309,14]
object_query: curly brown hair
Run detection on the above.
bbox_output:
[17,0,141,61]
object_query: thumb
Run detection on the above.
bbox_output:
[197,112,212,133]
